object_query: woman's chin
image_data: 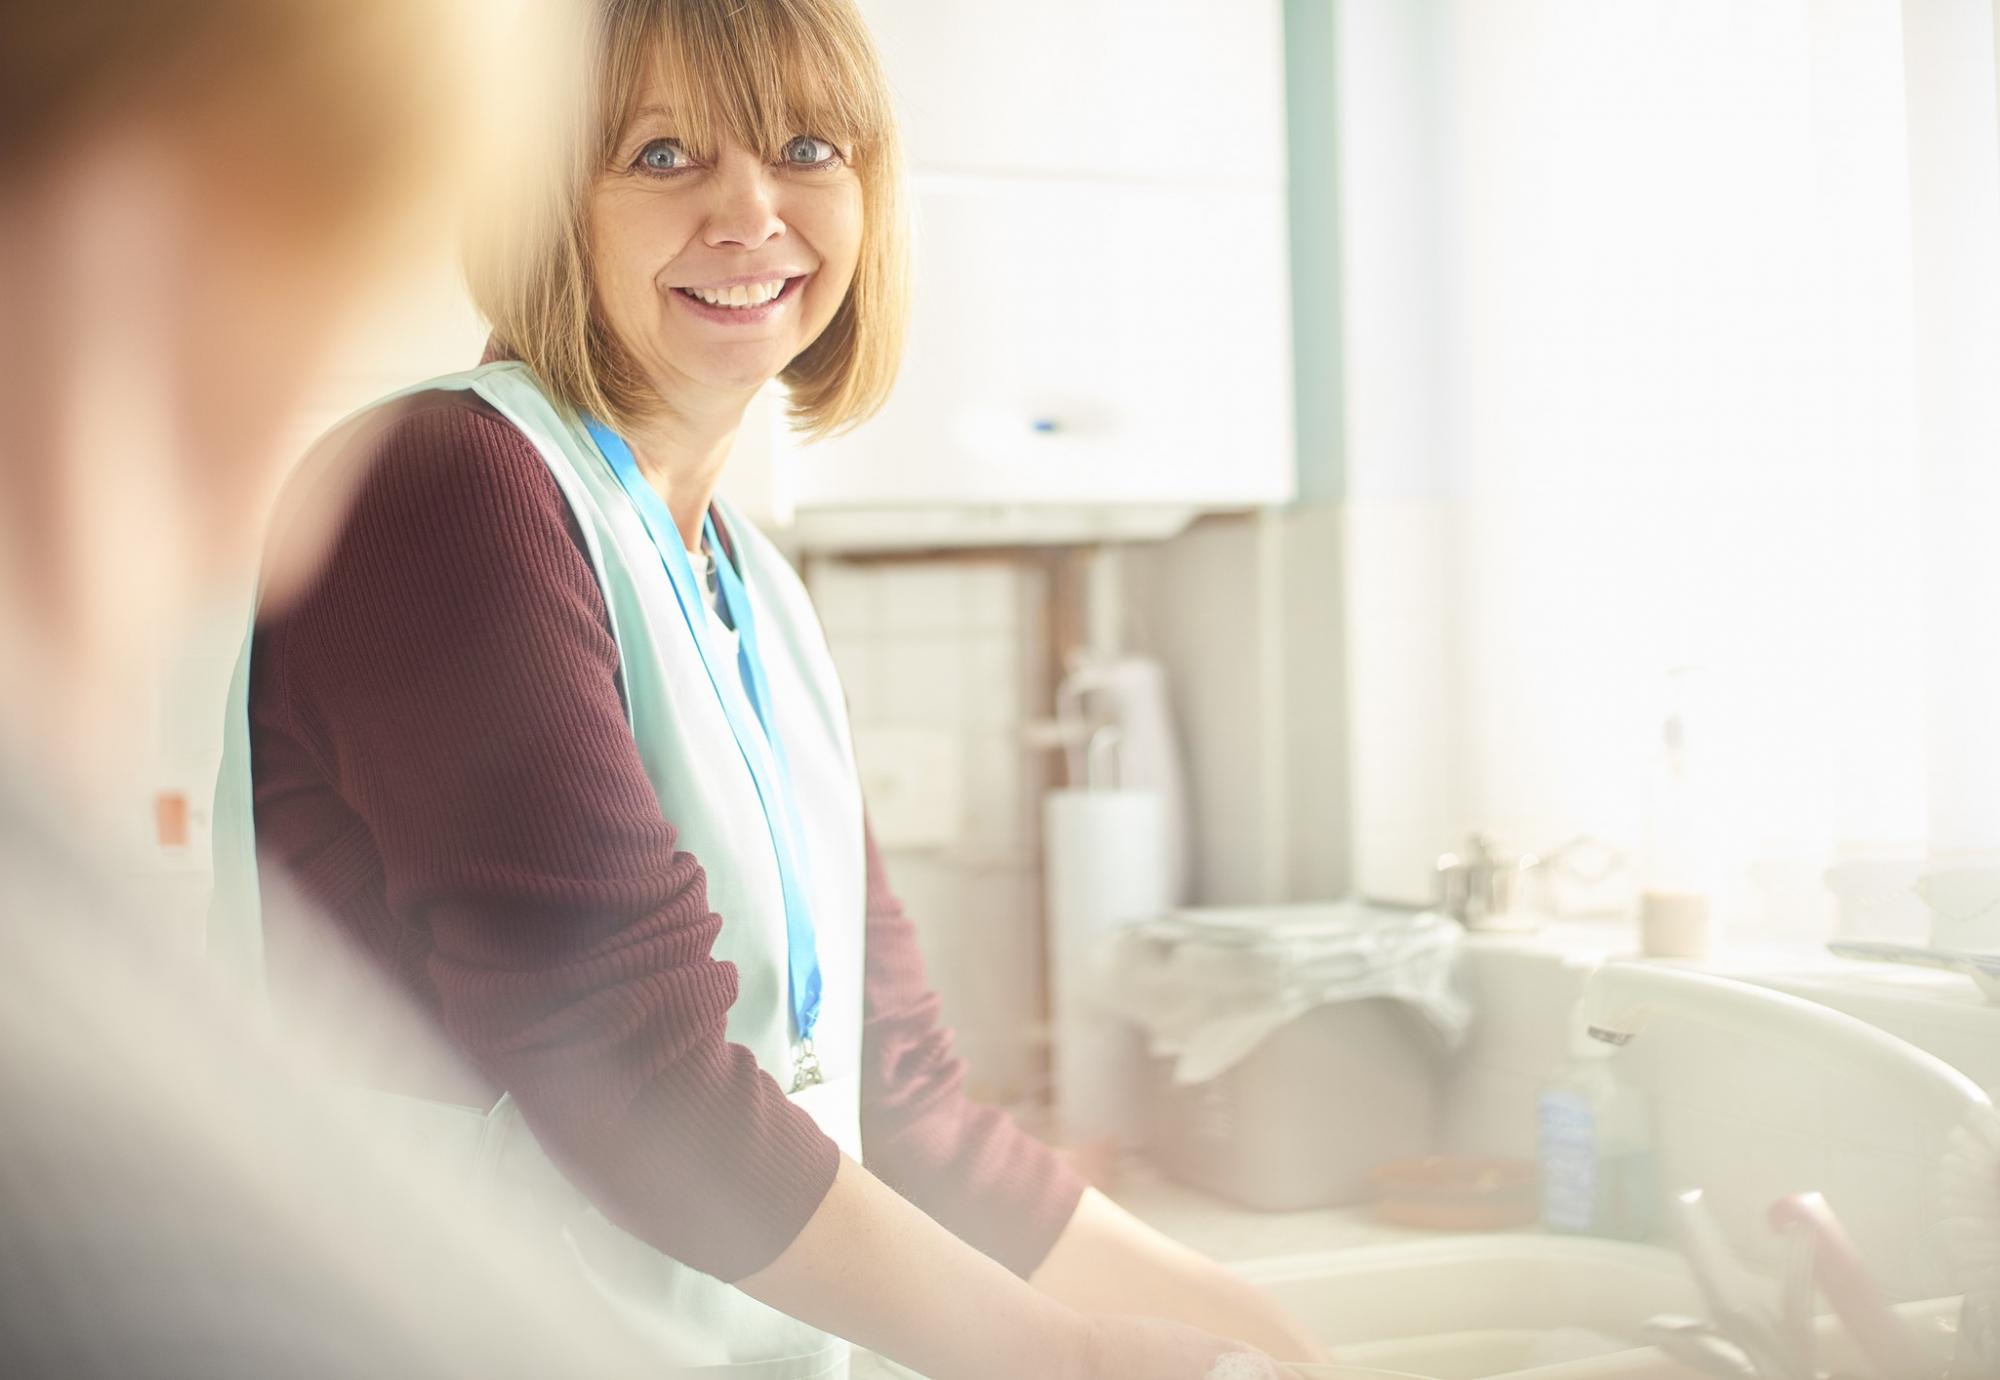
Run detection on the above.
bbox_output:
[664,348,793,400]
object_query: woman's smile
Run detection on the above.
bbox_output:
[669,272,810,326]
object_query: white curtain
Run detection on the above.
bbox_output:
[1336,0,2000,937]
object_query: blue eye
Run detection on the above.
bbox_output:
[782,136,839,167]
[636,138,691,173]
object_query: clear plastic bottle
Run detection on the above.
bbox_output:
[1537,1019,1656,1239]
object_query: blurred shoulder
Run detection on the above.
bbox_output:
[288,386,575,545]
[261,385,590,623]
[341,387,552,497]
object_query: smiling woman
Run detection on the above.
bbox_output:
[215,2,1322,1377]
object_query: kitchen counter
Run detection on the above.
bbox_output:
[1104,1152,1436,1264]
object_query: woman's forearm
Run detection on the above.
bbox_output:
[737,1154,1086,1380]
[1027,1188,1329,1364]
[737,1159,1273,1380]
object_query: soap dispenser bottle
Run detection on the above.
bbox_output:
[1537,1016,1656,1239]
[1638,670,1718,958]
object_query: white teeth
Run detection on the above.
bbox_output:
[686,279,786,308]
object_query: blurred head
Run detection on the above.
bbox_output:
[467,0,909,442]
[0,0,487,780]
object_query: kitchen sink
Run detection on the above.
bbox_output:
[1238,1234,1701,1377]
[1239,1233,1961,1379]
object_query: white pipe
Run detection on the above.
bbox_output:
[1083,545,1123,662]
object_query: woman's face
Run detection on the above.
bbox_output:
[587,78,864,409]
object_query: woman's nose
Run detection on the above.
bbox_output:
[702,150,785,251]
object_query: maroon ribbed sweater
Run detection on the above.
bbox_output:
[248,390,1082,1283]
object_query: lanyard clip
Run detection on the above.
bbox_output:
[790,1037,823,1093]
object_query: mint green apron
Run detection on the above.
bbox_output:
[211,362,869,1377]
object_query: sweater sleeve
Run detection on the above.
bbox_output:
[856,823,1086,1277]
[260,395,839,1282]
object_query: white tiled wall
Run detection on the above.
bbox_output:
[805,554,1056,1102]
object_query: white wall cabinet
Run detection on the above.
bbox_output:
[858,0,1286,185]
[779,0,1296,549]
[784,174,1293,507]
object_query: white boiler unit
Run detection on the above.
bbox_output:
[774,0,1297,550]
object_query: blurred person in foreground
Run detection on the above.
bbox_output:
[0,1,651,1374]
[216,1,1326,1377]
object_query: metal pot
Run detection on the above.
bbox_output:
[1433,834,1541,931]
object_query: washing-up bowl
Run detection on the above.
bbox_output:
[1240,1235,1966,1378]
[1237,1235,1702,1378]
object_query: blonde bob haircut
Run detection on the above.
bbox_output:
[467,0,909,442]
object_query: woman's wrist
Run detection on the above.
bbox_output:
[1032,1296,1097,1380]
[1029,1187,1327,1364]
[738,1155,1094,1380]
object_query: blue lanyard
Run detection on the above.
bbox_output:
[584,419,823,1066]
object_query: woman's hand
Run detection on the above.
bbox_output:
[1072,1314,1280,1380]
[1030,1189,1329,1364]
